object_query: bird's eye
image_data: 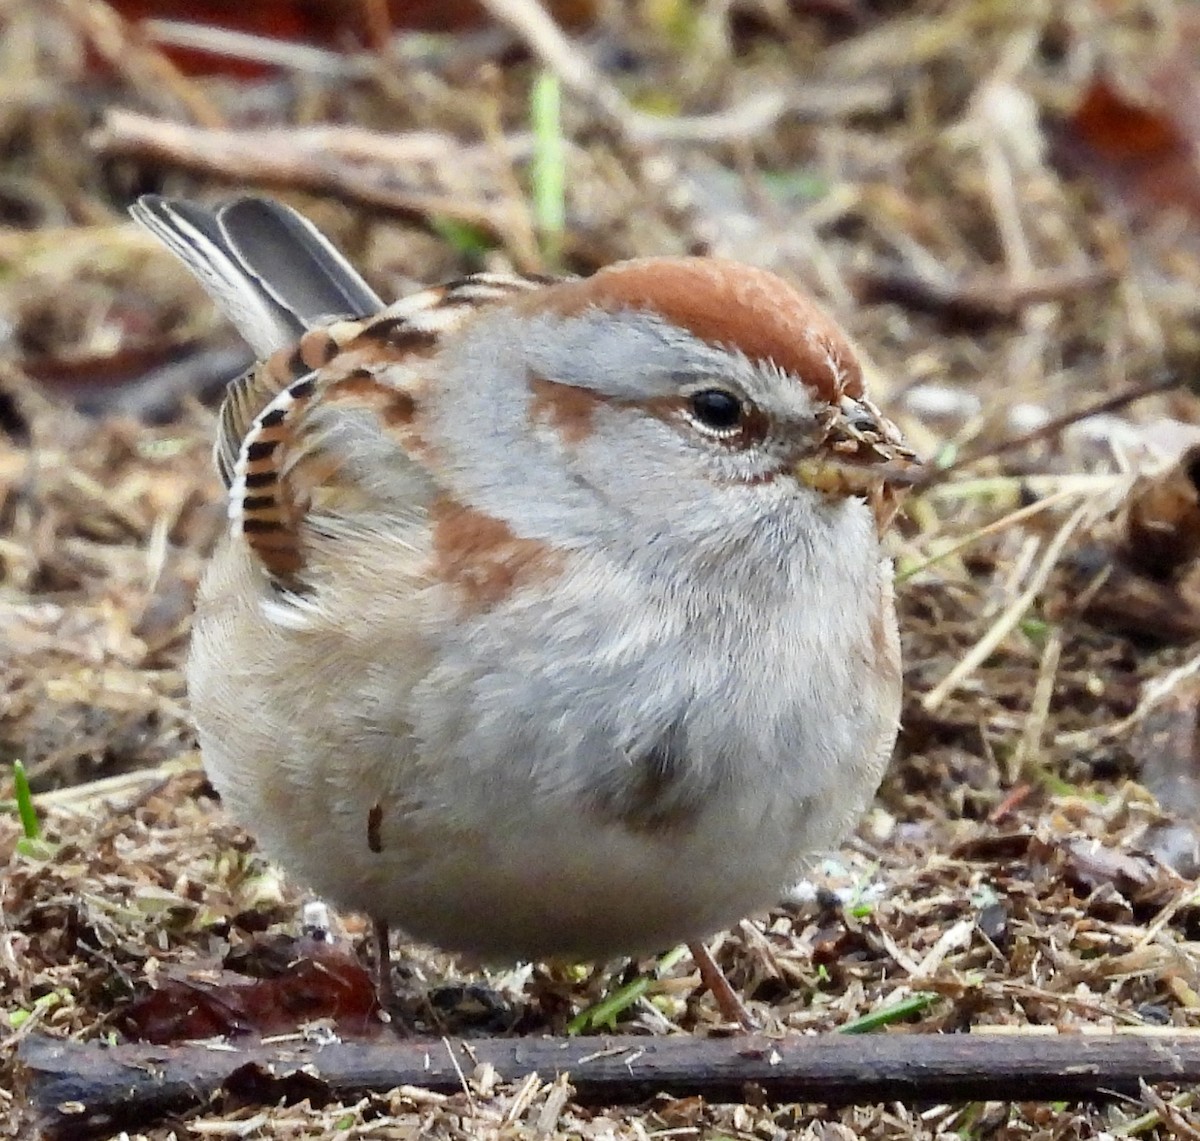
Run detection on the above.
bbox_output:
[688,389,744,432]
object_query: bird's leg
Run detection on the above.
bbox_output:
[373,917,395,1009]
[688,939,757,1030]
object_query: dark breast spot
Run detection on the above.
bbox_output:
[587,726,710,835]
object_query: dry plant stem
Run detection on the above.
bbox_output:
[922,500,1093,712]
[899,480,1124,584]
[852,266,1115,327]
[475,0,631,128]
[22,1030,1200,1141]
[473,0,888,144]
[64,0,226,128]
[1009,627,1063,784]
[32,753,201,809]
[1058,641,1200,750]
[914,371,1181,493]
[478,67,542,271]
[359,0,392,54]
[1139,1084,1200,1141]
[688,940,757,1030]
[143,21,370,78]
[468,0,714,253]
[94,113,513,238]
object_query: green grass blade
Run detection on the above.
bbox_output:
[567,974,653,1034]
[838,991,939,1034]
[567,945,689,1034]
[530,70,565,264]
[12,760,40,841]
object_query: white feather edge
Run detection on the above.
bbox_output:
[130,198,301,359]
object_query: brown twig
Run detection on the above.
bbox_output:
[852,266,1116,329]
[914,369,1183,493]
[19,1029,1200,1141]
[474,0,890,144]
[92,112,516,239]
[63,0,227,128]
[141,20,370,78]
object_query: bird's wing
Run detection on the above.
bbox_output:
[132,194,556,590]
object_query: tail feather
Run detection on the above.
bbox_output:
[129,194,382,358]
[130,195,302,358]
[217,197,382,325]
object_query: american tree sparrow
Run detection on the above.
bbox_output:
[132,194,919,1026]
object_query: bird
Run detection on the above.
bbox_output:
[131,193,920,1027]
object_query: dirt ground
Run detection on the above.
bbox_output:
[6,1,1200,1137]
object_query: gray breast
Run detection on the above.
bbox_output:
[582,722,727,834]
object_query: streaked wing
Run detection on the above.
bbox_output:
[134,193,566,589]
[132,194,386,485]
[224,274,558,587]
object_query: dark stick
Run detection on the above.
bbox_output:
[913,370,1181,493]
[18,1030,1200,1141]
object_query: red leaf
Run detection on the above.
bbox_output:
[121,935,381,1043]
[1056,55,1200,224]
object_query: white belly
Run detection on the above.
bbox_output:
[191,508,900,962]
[214,746,874,961]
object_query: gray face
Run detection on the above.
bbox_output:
[432,305,873,556]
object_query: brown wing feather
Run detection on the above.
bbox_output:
[224,273,563,587]
[214,319,370,489]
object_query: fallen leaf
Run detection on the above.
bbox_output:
[1055,44,1200,228]
[103,0,599,76]
[121,934,380,1043]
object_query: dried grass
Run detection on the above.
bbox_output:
[5,0,1200,1136]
